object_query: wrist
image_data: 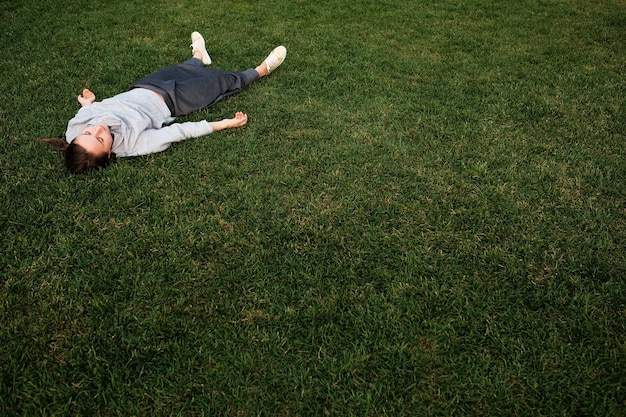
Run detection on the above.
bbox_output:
[210,119,228,132]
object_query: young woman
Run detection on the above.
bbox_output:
[41,32,287,173]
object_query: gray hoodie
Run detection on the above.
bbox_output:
[65,88,213,157]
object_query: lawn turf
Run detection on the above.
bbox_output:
[1,0,625,415]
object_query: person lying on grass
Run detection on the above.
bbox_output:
[41,31,287,174]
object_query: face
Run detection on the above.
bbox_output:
[73,124,113,157]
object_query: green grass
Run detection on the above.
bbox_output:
[1,0,625,415]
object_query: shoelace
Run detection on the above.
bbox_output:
[266,53,280,71]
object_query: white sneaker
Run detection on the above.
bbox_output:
[264,45,287,74]
[190,31,212,65]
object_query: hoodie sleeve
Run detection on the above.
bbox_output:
[119,120,214,157]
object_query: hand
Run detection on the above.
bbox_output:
[224,111,248,128]
[78,88,96,107]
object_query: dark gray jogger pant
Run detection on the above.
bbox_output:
[131,58,259,117]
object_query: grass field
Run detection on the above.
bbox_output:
[1,0,625,415]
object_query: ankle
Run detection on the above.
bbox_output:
[255,62,269,77]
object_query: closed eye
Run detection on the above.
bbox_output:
[82,131,103,143]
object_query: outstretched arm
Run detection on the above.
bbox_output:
[209,111,248,132]
[125,112,249,157]
[78,88,96,107]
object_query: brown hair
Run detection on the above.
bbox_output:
[40,138,113,173]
